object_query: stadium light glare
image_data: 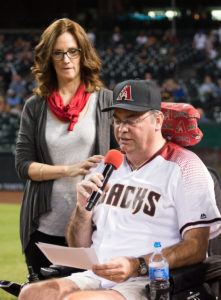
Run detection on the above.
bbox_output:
[194,13,200,20]
[165,10,177,19]
[211,10,221,21]
[148,11,156,18]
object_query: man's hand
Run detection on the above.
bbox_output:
[76,172,105,207]
[92,257,139,283]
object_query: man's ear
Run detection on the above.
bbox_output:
[155,112,164,130]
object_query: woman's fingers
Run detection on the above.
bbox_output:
[79,155,104,172]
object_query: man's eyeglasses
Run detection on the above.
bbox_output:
[52,48,81,61]
[113,111,155,128]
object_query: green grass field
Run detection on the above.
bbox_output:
[0,204,27,300]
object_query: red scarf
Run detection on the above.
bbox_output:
[47,84,91,131]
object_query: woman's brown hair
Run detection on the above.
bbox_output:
[32,18,103,97]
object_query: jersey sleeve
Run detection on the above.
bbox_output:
[174,156,221,239]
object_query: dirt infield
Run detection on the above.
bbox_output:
[0,191,23,204]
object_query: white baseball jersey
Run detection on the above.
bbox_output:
[81,142,221,287]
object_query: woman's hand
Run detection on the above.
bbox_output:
[28,155,103,182]
[66,155,103,177]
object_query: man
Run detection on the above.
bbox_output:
[19,79,221,300]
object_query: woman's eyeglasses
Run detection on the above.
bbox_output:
[52,48,81,61]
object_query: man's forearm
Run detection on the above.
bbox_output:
[162,230,209,269]
[141,227,210,272]
[66,204,93,247]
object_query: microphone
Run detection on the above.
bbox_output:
[85,149,124,211]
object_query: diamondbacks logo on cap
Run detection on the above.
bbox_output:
[116,85,133,101]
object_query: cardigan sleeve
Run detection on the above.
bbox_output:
[17,96,53,252]
[15,96,41,179]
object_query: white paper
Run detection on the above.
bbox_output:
[36,242,99,270]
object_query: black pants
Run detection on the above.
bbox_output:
[24,230,67,279]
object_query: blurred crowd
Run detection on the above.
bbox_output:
[0,25,221,152]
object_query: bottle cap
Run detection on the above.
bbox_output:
[154,241,161,248]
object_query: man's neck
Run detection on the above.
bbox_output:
[127,138,166,170]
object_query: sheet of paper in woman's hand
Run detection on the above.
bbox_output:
[36,242,99,270]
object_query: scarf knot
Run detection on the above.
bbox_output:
[48,84,91,131]
[64,105,69,112]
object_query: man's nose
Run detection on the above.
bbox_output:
[118,123,129,132]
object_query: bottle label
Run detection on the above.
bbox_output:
[149,266,169,280]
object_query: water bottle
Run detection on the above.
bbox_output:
[149,241,170,300]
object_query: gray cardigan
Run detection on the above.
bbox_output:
[15,88,116,251]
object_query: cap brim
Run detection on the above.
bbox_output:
[102,103,152,112]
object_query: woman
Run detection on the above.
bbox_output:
[15,18,116,278]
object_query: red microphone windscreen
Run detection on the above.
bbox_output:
[104,149,124,169]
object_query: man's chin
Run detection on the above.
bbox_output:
[119,144,131,153]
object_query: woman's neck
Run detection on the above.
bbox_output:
[58,79,81,105]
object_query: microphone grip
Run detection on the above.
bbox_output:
[85,189,103,211]
[85,164,114,211]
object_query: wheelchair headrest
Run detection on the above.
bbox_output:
[161,102,203,147]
